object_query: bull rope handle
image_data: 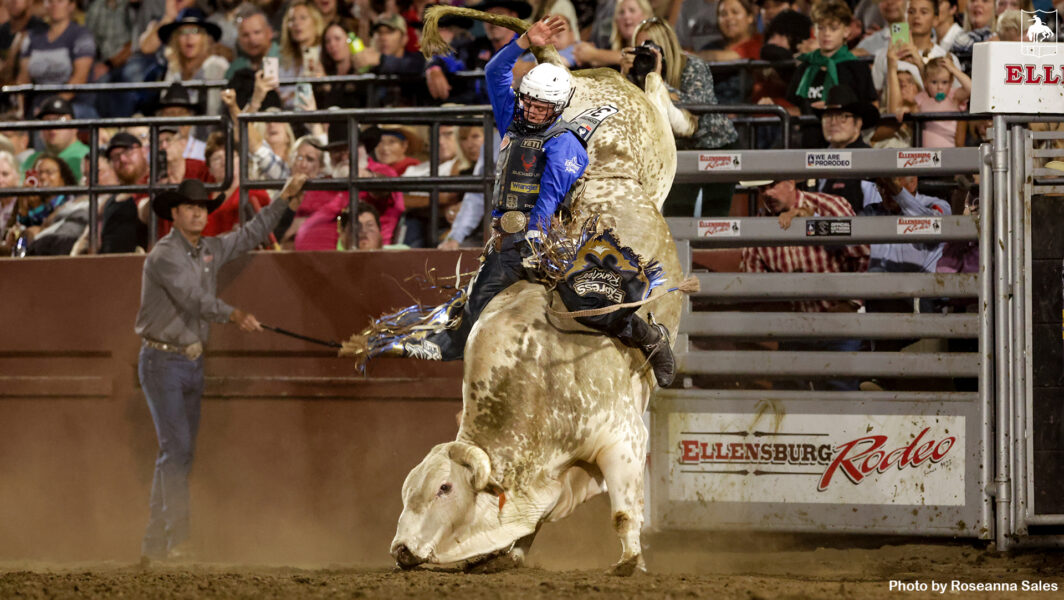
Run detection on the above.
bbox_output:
[546,276,700,319]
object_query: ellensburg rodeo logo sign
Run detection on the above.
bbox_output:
[677,427,957,492]
[970,9,1063,113]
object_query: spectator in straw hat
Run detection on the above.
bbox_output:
[135,174,307,564]
[370,124,423,176]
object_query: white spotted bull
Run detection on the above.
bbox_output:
[390,6,682,576]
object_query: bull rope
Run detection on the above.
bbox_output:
[545,276,700,319]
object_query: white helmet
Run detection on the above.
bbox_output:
[515,63,573,132]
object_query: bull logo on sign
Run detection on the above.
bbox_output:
[1022,10,1058,58]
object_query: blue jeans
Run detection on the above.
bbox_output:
[138,344,204,558]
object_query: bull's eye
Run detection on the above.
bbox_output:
[438,483,452,496]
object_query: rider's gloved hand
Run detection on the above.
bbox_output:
[519,230,545,280]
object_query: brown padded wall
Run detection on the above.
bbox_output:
[0,251,618,567]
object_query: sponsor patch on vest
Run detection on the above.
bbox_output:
[569,105,620,143]
[806,151,852,169]
[698,219,741,237]
[698,153,742,171]
[505,194,518,209]
[520,152,536,171]
[897,150,941,168]
[510,182,540,194]
[520,139,543,149]
[805,219,852,236]
[897,217,942,235]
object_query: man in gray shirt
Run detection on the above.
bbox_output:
[135,173,306,562]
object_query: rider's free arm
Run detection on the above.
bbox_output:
[484,35,525,136]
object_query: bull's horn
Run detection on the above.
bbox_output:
[447,441,492,491]
[421,5,567,68]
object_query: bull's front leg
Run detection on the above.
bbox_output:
[596,439,647,576]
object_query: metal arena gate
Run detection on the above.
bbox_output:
[649,135,1063,549]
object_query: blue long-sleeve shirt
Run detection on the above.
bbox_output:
[485,36,588,231]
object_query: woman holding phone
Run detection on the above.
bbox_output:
[279,0,325,109]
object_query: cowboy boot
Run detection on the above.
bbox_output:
[623,315,676,388]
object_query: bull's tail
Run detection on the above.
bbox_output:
[421,5,567,68]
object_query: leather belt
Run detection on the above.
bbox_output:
[143,338,204,360]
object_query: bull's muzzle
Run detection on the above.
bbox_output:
[392,544,425,569]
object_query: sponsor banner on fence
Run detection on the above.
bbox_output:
[897,150,942,169]
[697,219,741,237]
[897,217,942,235]
[667,412,964,505]
[806,219,852,237]
[698,153,742,171]
[806,151,852,169]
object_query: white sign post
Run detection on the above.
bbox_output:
[970,11,1064,113]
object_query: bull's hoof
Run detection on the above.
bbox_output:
[607,554,646,577]
[466,551,524,574]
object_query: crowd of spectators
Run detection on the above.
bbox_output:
[0,0,1059,254]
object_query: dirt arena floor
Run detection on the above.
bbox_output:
[3,538,1062,600]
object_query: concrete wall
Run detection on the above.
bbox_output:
[0,251,618,567]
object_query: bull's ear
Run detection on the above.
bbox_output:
[447,442,491,491]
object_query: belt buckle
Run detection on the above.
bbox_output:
[183,342,203,360]
[499,211,527,234]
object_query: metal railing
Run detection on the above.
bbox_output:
[0,115,232,254]
[236,105,495,248]
[652,143,989,538]
[2,72,488,117]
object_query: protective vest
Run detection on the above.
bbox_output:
[492,118,584,215]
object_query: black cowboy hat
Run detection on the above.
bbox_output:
[438,14,475,29]
[158,8,223,44]
[156,82,199,112]
[468,0,532,19]
[152,179,224,221]
[309,118,352,151]
[815,85,880,129]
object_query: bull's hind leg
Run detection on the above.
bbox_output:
[597,439,647,576]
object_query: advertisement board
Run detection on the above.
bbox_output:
[666,413,964,506]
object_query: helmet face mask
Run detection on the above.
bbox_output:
[514,63,573,133]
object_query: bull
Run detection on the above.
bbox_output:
[389,6,683,576]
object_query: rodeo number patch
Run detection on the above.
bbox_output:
[805,219,852,237]
[570,105,619,143]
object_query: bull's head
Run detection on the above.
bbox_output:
[391,441,530,568]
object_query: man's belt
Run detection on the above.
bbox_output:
[143,338,204,360]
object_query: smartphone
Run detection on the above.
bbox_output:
[263,56,279,81]
[303,46,320,65]
[23,168,39,188]
[890,22,910,46]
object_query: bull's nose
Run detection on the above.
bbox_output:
[393,544,423,569]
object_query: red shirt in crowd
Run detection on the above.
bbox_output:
[201,188,273,237]
[293,158,404,250]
